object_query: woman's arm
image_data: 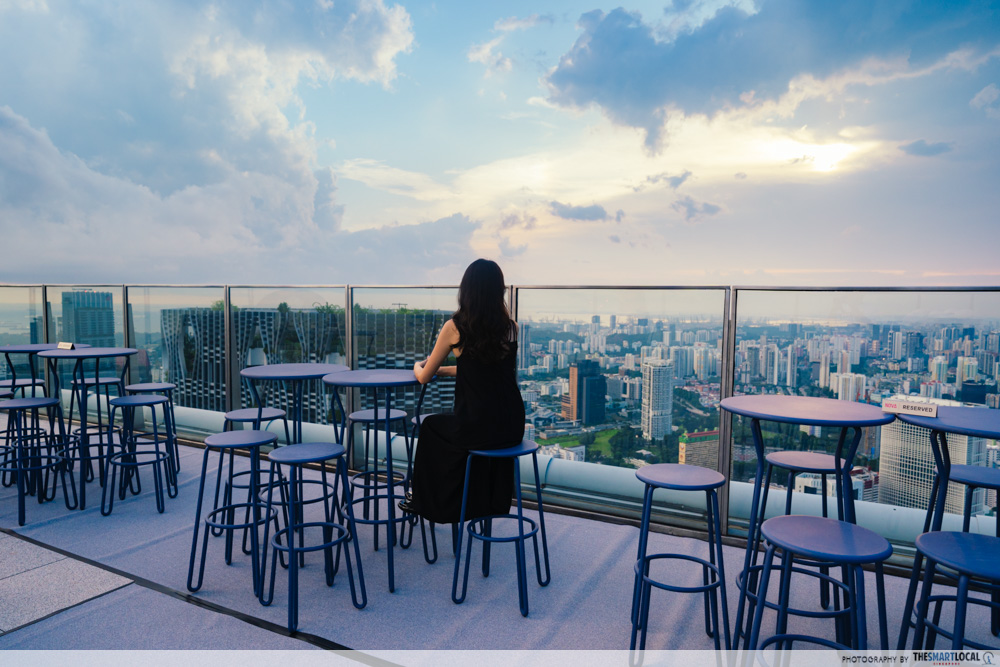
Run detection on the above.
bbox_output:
[413,320,460,384]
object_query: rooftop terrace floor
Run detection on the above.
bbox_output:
[1,439,996,657]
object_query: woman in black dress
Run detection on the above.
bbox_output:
[401,259,525,524]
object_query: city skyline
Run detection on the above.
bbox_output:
[0,2,998,287]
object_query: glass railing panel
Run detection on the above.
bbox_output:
[349,286,459,427]
[515,287,729,527]
[728,288,1000,556]
[0,286,45,387]
[43,286,126,413]
[125,286,226,439]
[229,286,347,436]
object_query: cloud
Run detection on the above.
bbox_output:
[468,37,512,77]
[609,234,621,243]
[615,209,625,223]
[671,195,721,222]
[735,172,748,179]
[495,14,554,33]
[634,170,692,192]
[899,139,952,157]
[500,211,537,230]
[470,13,553,78]
[971,83,1000,119]
[546,1,1000,148]
[549,201,608,221]
[0,105,476,283]
[498,236,528,257]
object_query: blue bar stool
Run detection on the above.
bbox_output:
[126,382,180,473]
[747,515,892,650]
[214,405,291,545]
[346,407,409,546]
[102,395,178,515]
[259,442,366,631]
[904,531,1000,649]
[68,374,123,486]
[452,439,550,616]
[630,463,730,650]
[754,449,852,613]
[0,396,77,525]
[0,388,14,487]
[188,429,278,596]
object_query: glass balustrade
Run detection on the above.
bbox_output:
[0,280,995,550]
[728,288,1000,559]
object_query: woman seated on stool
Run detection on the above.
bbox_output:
[400,258,525,523]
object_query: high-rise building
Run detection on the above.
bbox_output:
[62,290,116,347]
[641,359,673,441]
[518,323,531,370]
[929,356,948,383]
[562,360,605,425]
[878,396,987,515]
[785,345,798,387]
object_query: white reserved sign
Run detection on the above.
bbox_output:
[881,399,938,418]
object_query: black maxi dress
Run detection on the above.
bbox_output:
[409,345,525,524]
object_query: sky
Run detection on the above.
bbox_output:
[0,0,998,288]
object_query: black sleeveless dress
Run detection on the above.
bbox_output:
[409,344,525,524]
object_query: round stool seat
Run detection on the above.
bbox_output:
[637,463,725,491]
[0,378,45,389]
[761,515,892,564]
[110,394,168,408]
[0,396,60,411]
[411,414,431,426]
[916,532,1000,581]
[125,382,176,392]
[948,464,1000,490]
[72,375,123,386]
[765,451,847,473]
[269,442,345,465]
[470,439,539,458]
[224,407,287,422]
[349,408,406,423]
[204,430,278,450]
[0,389,13,399]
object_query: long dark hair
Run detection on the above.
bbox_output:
[452,259,517,362]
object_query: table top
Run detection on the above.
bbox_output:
[240,363,350,381]
[322,369,421,388]
[0,343,92,354]
[38,346,137,360]
[720,394,894,428]
[897,405,1000,440]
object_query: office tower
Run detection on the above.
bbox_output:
[161,307,228,411]
[836,373,866,402]
[878,396,987,515]
[694,347,716,381]
[518,323,531,370]
[562,360,605,425]
[820,353,831,389]
[892,331,904,360]
[669,346,694,379]
[905,331,925,359]
[786,345,797,387]
[929,356,948,383]
[957,356,978,384]
[640,359,673,441]
[609,315,616,330]
[764,344,780,385]
[62,290,116,347]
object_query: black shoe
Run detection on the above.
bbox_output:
[398,498,418,515]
